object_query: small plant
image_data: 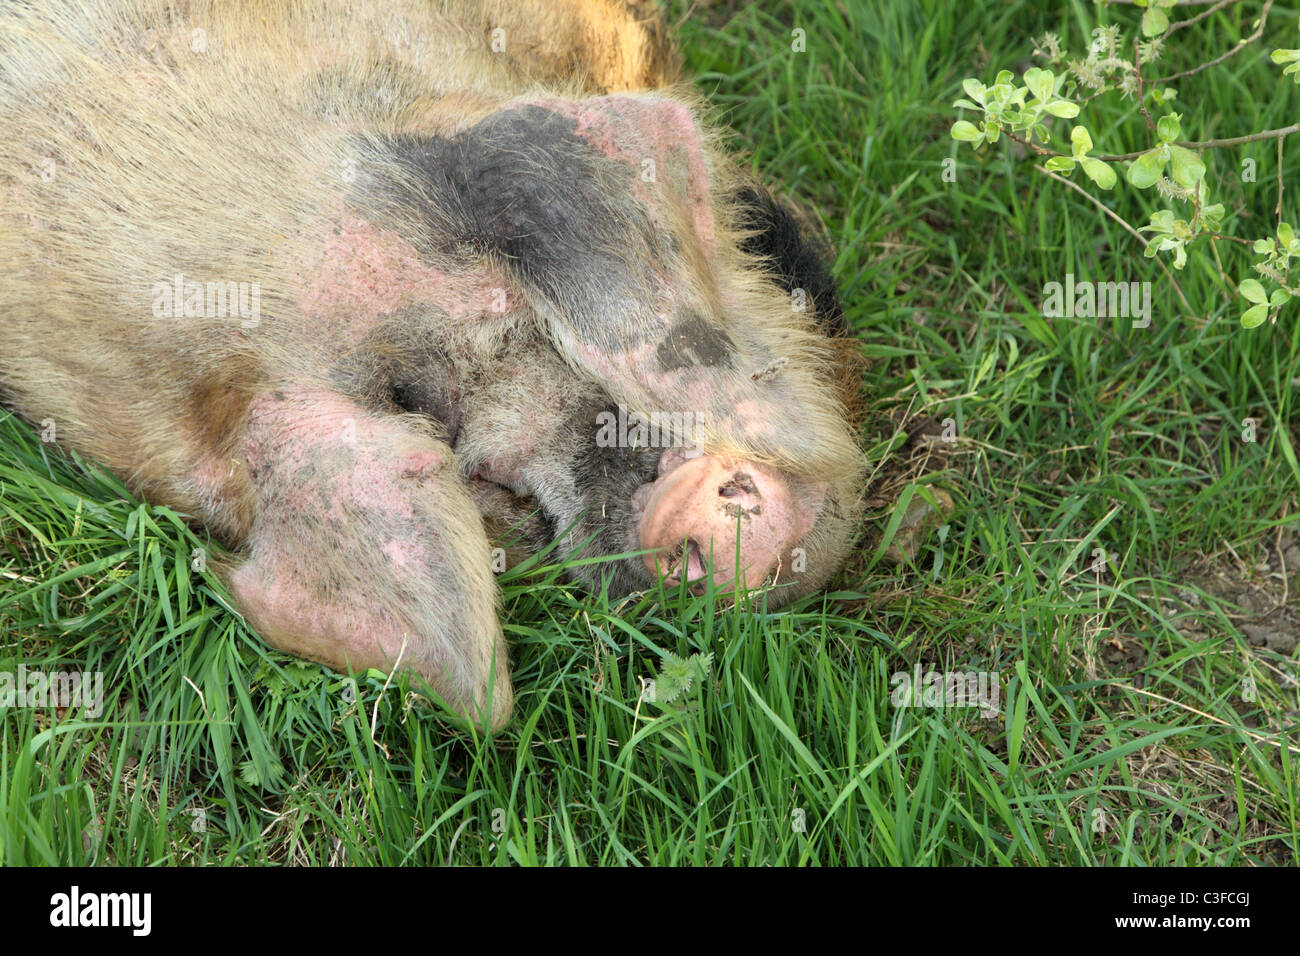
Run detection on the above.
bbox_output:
[951,3,1300,328]
[649,650,714,706]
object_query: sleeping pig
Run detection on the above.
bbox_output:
[0,0,866,728]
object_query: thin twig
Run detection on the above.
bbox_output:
[1276,135,1285,229]
[1155,0,1274,84]
[1003,128,1054,157]
[1006,124,1300,164]
[1108,0,1237,5]
[1132,36,1156,133]
[1204,234,1255,247]
[1097,124,1300,162]
[1276,135,1290,297]
[1166,0,1237,34]
[1209,235,1231,291]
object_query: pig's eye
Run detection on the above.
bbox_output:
[391,378,460,444]
[641,457,662,486]
[536,504,560,547]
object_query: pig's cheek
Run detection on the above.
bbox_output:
[786,479,829,542]
[770,481,834,584]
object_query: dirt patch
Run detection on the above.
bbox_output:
[1171,526,1300,655]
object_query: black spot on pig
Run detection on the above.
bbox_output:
[731,185,845,335]
[656,314,735,370]
[372,106,662,350]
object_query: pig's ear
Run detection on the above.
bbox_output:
[227,390,513,732]
[725,183,868,436]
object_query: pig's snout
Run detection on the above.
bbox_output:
[636,454,818,591]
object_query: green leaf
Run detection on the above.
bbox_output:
[983,120,1000,143]
[1081,158,1117,189]
[952,98,981,110]
[962,78,986,103]
[1254,237,1276,254]
[1278,222,1295,247]
[951,120,982,142]
[1070,125,1093,158]
[238,755,286,788]
[1145,209,1176,234]
[1168,145,1205,187]
[1142,7,1169,36]
[1127,148,1168,188]
[1241,303,1268,328]
[653,651,714,705]
[1043,99,1079,118]
[1156,112,1181,144]
[1270,289,1291,307]
[1023,67,1054,102]
[1044,156,1076,173]
[653,662,691,703]
[1271,48,1300,64]
[1146,235,1186,269]
[1238,278,1267,304]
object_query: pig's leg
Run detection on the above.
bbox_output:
[226,388,511,730]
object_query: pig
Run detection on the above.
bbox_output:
[0,0,867,730]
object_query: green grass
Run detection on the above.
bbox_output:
[2,0,1298,865]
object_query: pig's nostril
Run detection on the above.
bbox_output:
[718,473,758,499]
